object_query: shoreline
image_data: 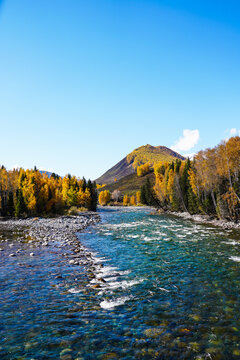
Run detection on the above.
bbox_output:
[0,211,126,294]
[0,212,101,254]
[162,211,240,231]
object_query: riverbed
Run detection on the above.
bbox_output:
[1,207,240,359]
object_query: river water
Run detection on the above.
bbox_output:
[1,207,240,359]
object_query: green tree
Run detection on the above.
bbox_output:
[7,191,14,216]
[180,158,191,210]
[15,189,27,218]
[87,180,98,211]
[141,178,158,206]
[82,177,87,192]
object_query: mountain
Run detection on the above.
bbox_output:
[101,171,155,196]
[40,170,61,178]
[96,144,185,185]
[40,170,53,178]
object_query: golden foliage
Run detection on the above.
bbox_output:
[136,191,141,204]
[130,195,136,206]
[0,167,96,216]
[126,144,183,170]
[96,184,106,189]
[123,195,130,206]
[99,190,111,206]
[153,136,240,219]
[137,163,150,177]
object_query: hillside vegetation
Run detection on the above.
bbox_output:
[102,171,155,196]
[127,144,185,169]
[152,136,240,220]
[96,144,185,184]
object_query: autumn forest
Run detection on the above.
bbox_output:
[1,136,240,221]
[0,168,97,217]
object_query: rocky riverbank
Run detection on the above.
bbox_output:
[0,211,130,295]
[0,213,101,256]
[166,211,240,230]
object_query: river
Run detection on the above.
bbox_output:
[1,207,240,359]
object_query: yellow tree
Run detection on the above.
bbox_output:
[136,191,141,204]
[20,170,37,214]
[154,162,168,203]
[167,169,175,206]
[99,190,111,206]
[62,176,70,204]
[123,195,130,206]
[130,195,136,206]
[137,163,150,177]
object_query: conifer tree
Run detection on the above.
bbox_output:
[82,177,87,192]
[140,184,147,205]
[15,189,27,218]
[7,191,14,216]
[141,178,158,206]
[180,158,191,210]
[87,180,98,211]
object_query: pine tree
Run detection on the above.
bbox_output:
[15,189,27,218]
[140,184,147,205]
[187,187,198,214]
[140,178,158,206]
[180,158,191,210]
[87,180,98,211]
[82,177,87,192]
[7,191,14,216]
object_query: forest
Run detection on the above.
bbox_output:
[0,168,97,217]
[148,136,240,220]
[99,136,240,221]
[2,136,240,220]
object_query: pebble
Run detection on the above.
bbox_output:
[0,214,101,289]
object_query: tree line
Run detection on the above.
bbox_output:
[148,136,240,220]
[98,189,142,206]
[0,167,97,217]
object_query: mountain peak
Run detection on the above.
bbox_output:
[95,144,185,185]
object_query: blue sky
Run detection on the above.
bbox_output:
[0,0,240,179]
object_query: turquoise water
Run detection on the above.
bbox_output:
[1,207,240,359]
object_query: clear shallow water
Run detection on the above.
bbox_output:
[1,208,240,359]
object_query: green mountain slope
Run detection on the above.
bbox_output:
[96,144,185,185]
[102,171,155,196]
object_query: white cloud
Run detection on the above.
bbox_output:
[183,153,196,160]
[12,164,21,170]
[230,128,237,136]
[171,129,200,153]
[225,128,240,140]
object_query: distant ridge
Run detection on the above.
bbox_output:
[39,170,61,178]
[96,144,185,185]
[40,170,53,178]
